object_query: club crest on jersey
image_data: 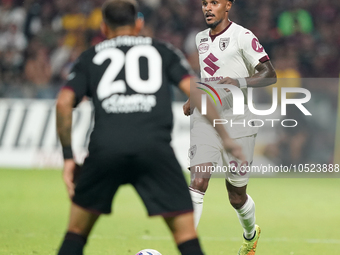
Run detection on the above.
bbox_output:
[198,43,209,54]
[188,145,197,159]
[219,37,230,51]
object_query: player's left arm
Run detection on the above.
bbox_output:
[219,30,277,88]
[178,77,193,116]
[248,60,277,87]
[56,89,74,150]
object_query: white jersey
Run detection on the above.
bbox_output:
[193,22,269,138]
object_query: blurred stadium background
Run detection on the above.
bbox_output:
[1,0,340,254]
[0,0,340,168]
[1,0,340,95]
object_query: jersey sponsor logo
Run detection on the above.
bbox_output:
[101,94,157,114]
[219,37,230,51]
[203,53,220,76]
[188,145,197,159]
[252,38,264,53]
[200,38,208,43]
[204,76,223,82]
[198,43,209,54]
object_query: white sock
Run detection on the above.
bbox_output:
[235,195,256,240]
[189,187,205,228]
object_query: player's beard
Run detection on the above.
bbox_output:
[206,18,223,29]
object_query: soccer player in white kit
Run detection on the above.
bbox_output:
[184,0,277,254]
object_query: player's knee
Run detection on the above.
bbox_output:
[190,178,209,192]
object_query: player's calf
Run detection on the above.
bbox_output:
[226,181,247,209]
[226,182,256,240]
[228,193,247,209]
[164,212,204,255]
[57,203,99,254]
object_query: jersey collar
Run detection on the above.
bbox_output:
[209,21,233,42]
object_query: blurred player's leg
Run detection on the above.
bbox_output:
[57,203,99,255]
[226,181,260,254]
[189,163,212,228]
[164,212,204,255]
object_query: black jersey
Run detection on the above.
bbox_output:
[66,36,193,154]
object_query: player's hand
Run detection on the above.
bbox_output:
[222,137,246,162]
[183,99,193,116]
[217,77,239,92]
[62,159,81,199]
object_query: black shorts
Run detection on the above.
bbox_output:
[72,143,193,216]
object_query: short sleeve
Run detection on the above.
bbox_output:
[238,30,270,69]
[195,33,200,48]
[64,53,91,106]
[165,43,195,86]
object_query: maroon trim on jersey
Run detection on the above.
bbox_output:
[209,21,233,42]
[259,55,270,63]
[61,85,75,93]
[150,209,194,218]
[181,74,195,81]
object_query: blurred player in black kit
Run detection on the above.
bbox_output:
[56,0,244,254]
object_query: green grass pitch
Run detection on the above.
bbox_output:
[1,169,340,255]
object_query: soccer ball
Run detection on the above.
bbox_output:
[135,249,162,255]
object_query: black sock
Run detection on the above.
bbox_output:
[57,232,87,255]
[244,231,256,241]
[178,238,204,255]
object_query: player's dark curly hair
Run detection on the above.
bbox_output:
[102,0,138,30]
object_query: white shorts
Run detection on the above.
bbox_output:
[189,129,256,187]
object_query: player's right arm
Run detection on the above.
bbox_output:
[174,33,245,161]
[182,33,202,117]
[183,98,192,116]
[179,77,245,162]
[56,88,78,199]
[56,52,90,199]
